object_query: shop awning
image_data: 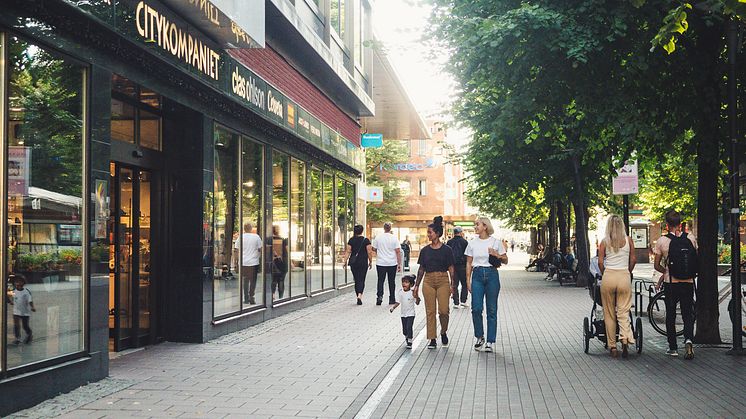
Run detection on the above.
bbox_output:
[362,48,431,141]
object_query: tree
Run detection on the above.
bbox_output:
[365,140,410,223]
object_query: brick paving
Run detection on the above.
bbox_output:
[10,252,746,418]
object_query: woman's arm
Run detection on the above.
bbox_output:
[366,244,373,269]
[466,256,473,292]
[345,244,352,261]
[628,237,637,273]
[598,241,606,274]
[413,265,425,298]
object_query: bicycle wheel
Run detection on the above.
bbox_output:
[647,291,686,337]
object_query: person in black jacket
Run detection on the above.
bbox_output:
[446,227,469,308]
[401,239,411,272]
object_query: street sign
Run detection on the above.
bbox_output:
[367,186,383,202]
[612,160,638,195]
[361,133,383,148]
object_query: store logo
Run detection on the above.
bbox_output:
[377,158,437,172]
[267,90,283,119]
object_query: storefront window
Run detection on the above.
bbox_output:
[346,180,356,269]
[322,173,334,288]
[240,137,264,308]
[290,159,306,297]
[308,169,323,292]
[5,36,85,369]
[213,126,240,317]
[272,152,290,301]
[336,177,348,284]
[110,74,162,150]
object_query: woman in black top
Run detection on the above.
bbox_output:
[413,216,455,349]
[346,224,373,305]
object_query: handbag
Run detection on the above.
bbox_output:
[488,238,502,268]
[348,238,366,266]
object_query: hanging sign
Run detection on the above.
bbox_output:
[361,133,383,148]
[612,160,638,195]
[367,187,383,203]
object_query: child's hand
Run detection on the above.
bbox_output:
[31,308,36,312]
[389,307,394,313]
[415,297,421,305]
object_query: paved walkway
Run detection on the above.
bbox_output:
[10,252,746,418]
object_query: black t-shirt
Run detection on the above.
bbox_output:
[446,236,468,266]
[417,244,455,273]
[347,236,371,267]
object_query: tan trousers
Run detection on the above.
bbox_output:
[423,271,451,339]
[600,268,635,348]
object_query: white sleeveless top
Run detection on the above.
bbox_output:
[604,238,630,270]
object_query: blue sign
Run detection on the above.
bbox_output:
[361,133,383,148]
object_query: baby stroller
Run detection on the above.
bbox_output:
[582,271,643,354]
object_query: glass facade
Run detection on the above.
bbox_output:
[308,169,323,292]
[213,126,241,317]
[4,35,86,370]
[322,173,335,288]
[272,152,290,301]
[241,137,264,308]
[290,159,306,298]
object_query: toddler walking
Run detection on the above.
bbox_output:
[8,274,35,344]
[390,275,419,348]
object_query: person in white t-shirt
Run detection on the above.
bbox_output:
[8,275,35,344]
[372,222,402,306]
[234,222,263,305]
[465,217,507,352]
[390,275,420,348]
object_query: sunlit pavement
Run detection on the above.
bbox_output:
[10,251,746,418]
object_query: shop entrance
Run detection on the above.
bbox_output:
[108,163,158,351]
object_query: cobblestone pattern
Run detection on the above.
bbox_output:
[8,378,137,418]
[10,255,746,418]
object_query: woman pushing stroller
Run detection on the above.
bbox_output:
[598,214,637,358]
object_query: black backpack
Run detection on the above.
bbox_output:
[666,233,698,279]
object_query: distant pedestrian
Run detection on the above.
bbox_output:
[654,210,698,359]
[271,225,288,300]
[372,222,402,306]
[598,214,636,358]
[401,239,411,272]
[510,239,515,253]
[234,222,262,305]
[446,227,469,309]
[390,275,420,348]
[8,274,35,344]
[413,216,455,349]
[347,224,373,305]
[466,217,507,352]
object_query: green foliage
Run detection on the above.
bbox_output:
[365,140,410,223]
[717,241,746,264]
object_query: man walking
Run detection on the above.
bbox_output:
[654,210,698,359]
[372,222,402,305]
[234,222,263,305]
[447,226,469,308]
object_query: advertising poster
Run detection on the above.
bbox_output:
[95,179,108,239]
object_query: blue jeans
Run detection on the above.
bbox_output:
[471,266,501,343]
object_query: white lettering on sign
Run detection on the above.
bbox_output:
[310,125,321,138]
[298,116,310,131]
[135,1,221,81]
[267,91,283,119]
[187,0,220,26]
[231,67,265,109]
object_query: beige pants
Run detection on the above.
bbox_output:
[422,271,451,339]
[600,269,635,348]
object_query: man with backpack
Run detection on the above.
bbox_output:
[654,210,698,359]
[447,227,469,308]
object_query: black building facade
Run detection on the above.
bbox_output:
[0,0,370,414]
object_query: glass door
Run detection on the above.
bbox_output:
[109,163,154,351]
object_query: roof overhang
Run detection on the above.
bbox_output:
[361,48,431,141]
[160,0,265,48]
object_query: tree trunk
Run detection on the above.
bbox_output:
[548,202,558,253]
[558,201,569,253]
[571,154,591,288]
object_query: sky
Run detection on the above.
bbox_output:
[372,0,471,145]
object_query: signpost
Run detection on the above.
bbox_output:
[366,186,383,203]
[612,160,638,233]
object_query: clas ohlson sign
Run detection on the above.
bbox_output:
[66,0,363,172]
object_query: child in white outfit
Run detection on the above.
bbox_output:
[390,275,419,348]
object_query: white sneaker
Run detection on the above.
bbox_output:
[484,343,493,352]
[453,304,460,309]
[460,303,469,309]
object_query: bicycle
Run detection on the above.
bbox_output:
[647,283,696,337]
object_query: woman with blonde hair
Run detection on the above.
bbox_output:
[465,217,507,352]
[598,214,637,358]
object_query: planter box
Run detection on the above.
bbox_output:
[15,270,66,283]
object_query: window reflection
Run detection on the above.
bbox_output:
[240,138,264,308]
[213,126,240,316]
[290,159,306,297]
[110,74,162,151]
[308,169,323,292]
[272,152,289,301]
[322,173,334,289]
[5,36,85,369]
[336,177,348,284]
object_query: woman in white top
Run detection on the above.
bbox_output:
[465,217,508,352]
[598,214,637,358]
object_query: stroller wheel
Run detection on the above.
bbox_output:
[583,317,591,354]
[635,317,643,354]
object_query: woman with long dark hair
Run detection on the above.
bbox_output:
[346,224,373,305]
[413,216,455,349]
